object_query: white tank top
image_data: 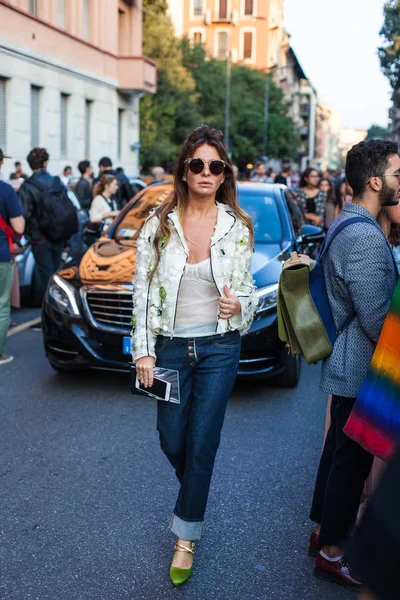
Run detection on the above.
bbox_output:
[174,258,219,337]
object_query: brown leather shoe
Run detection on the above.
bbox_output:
[308,531,322,557]
[314,552,362,590]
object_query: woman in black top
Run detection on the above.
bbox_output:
[319,177,339,229]
[295,167,326,227]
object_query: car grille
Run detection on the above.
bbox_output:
[84,289,133,332]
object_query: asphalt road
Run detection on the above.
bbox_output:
[1,309,353,600]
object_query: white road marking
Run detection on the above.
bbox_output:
[7,317,41,337]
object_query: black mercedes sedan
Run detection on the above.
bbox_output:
[42,182,322,386]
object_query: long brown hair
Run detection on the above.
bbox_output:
[93,173,117,198]
[149,124,254,280]
[378,207,400,247]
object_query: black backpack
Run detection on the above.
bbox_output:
[29,176,78,242]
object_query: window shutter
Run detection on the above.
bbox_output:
[243,31,253,60]
[60,93,68,158]
[193,0,203,17]
[31,86,40,148]
[193,32,202,45]
[244,0,253,16]
[118,108,124,161]
[219,0,228,19]
[218,32,228,58]
[0,79,6,150]
[85,100,92,159]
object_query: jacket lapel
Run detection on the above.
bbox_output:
[211,202,236,246]
[168,202,236,250]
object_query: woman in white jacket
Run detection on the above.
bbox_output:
[132,125,258,586]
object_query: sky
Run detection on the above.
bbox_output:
[284,0,392,131]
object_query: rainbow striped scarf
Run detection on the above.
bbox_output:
[344,280,400,462]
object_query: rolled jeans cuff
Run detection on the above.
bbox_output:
[169,512,203,541]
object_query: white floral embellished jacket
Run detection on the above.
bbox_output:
[131,202,258,362]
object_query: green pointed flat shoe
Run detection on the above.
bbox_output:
[169,541,195,587]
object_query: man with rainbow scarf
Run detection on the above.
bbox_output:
[308,140,400,590]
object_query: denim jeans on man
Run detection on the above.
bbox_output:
[0,260,14,354]
[156,331,241,540]
[31,240,64,301]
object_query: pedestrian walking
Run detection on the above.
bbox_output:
[295,167,326,227]
[9,161,28,181]
[0,148,25,365]
[131,124,258,587]
[75,160,93,211]
[346,442,400,600]
[19,148,77,302]
[59,165,72,187]
[89,174,120,225]
[150,166,166,185]
[95,157,133,209]
[274,160,292,186]
[308,140,399,590]
[319,177,339,229]
[250,162,270,182]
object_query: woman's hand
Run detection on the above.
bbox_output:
[305,213,323,226]
[219,285,241,320]
[136,356,156,388]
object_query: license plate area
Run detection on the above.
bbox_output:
[122,337,131,355]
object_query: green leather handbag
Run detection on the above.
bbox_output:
[277,252,333,365]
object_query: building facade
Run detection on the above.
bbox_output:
[167,0,286,73]
[338,128,367,165]
[0,0,156,178]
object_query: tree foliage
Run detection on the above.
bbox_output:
[366,124,389,140]
[140,2,299,169]
[181,41,299,168]
[140,0,200,168]
[378,0,400,91]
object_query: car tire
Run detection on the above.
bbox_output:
[274,353,302,387]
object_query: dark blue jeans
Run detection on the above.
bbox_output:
[156,332,241,540]
[32,240,64,301]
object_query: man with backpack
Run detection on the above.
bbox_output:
[308,140,399,589]
[19,148,78,302]
[0,148,24,365]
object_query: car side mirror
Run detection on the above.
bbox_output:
[298,225,325,246]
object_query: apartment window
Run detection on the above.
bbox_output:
[58,0,65,28]
[193,32,202,45]
[60,93,69,158]
[28,0,38,16]
[84,100,92,158]
[217,31,228,58]
[193,0,204,17]
[83,0,90,40]
[0,78,6,151]
[31,86,40,148]
[243,31,253,60]
[219,0,228,19]
[118,109,124,161]
[244,0,253,15]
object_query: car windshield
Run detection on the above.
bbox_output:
[239,192,282,244]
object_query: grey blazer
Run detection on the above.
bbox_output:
[320,202,397,398]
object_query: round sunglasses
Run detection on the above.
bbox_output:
[185,157,227,176]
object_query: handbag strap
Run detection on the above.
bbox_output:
[0,214,20,254]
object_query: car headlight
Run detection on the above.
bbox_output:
[48,274,80,316]
[257,283,279,314]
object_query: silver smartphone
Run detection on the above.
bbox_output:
[135,375,172,402]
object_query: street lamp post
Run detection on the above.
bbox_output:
[263,74,270,161]
[225,24,232,153]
